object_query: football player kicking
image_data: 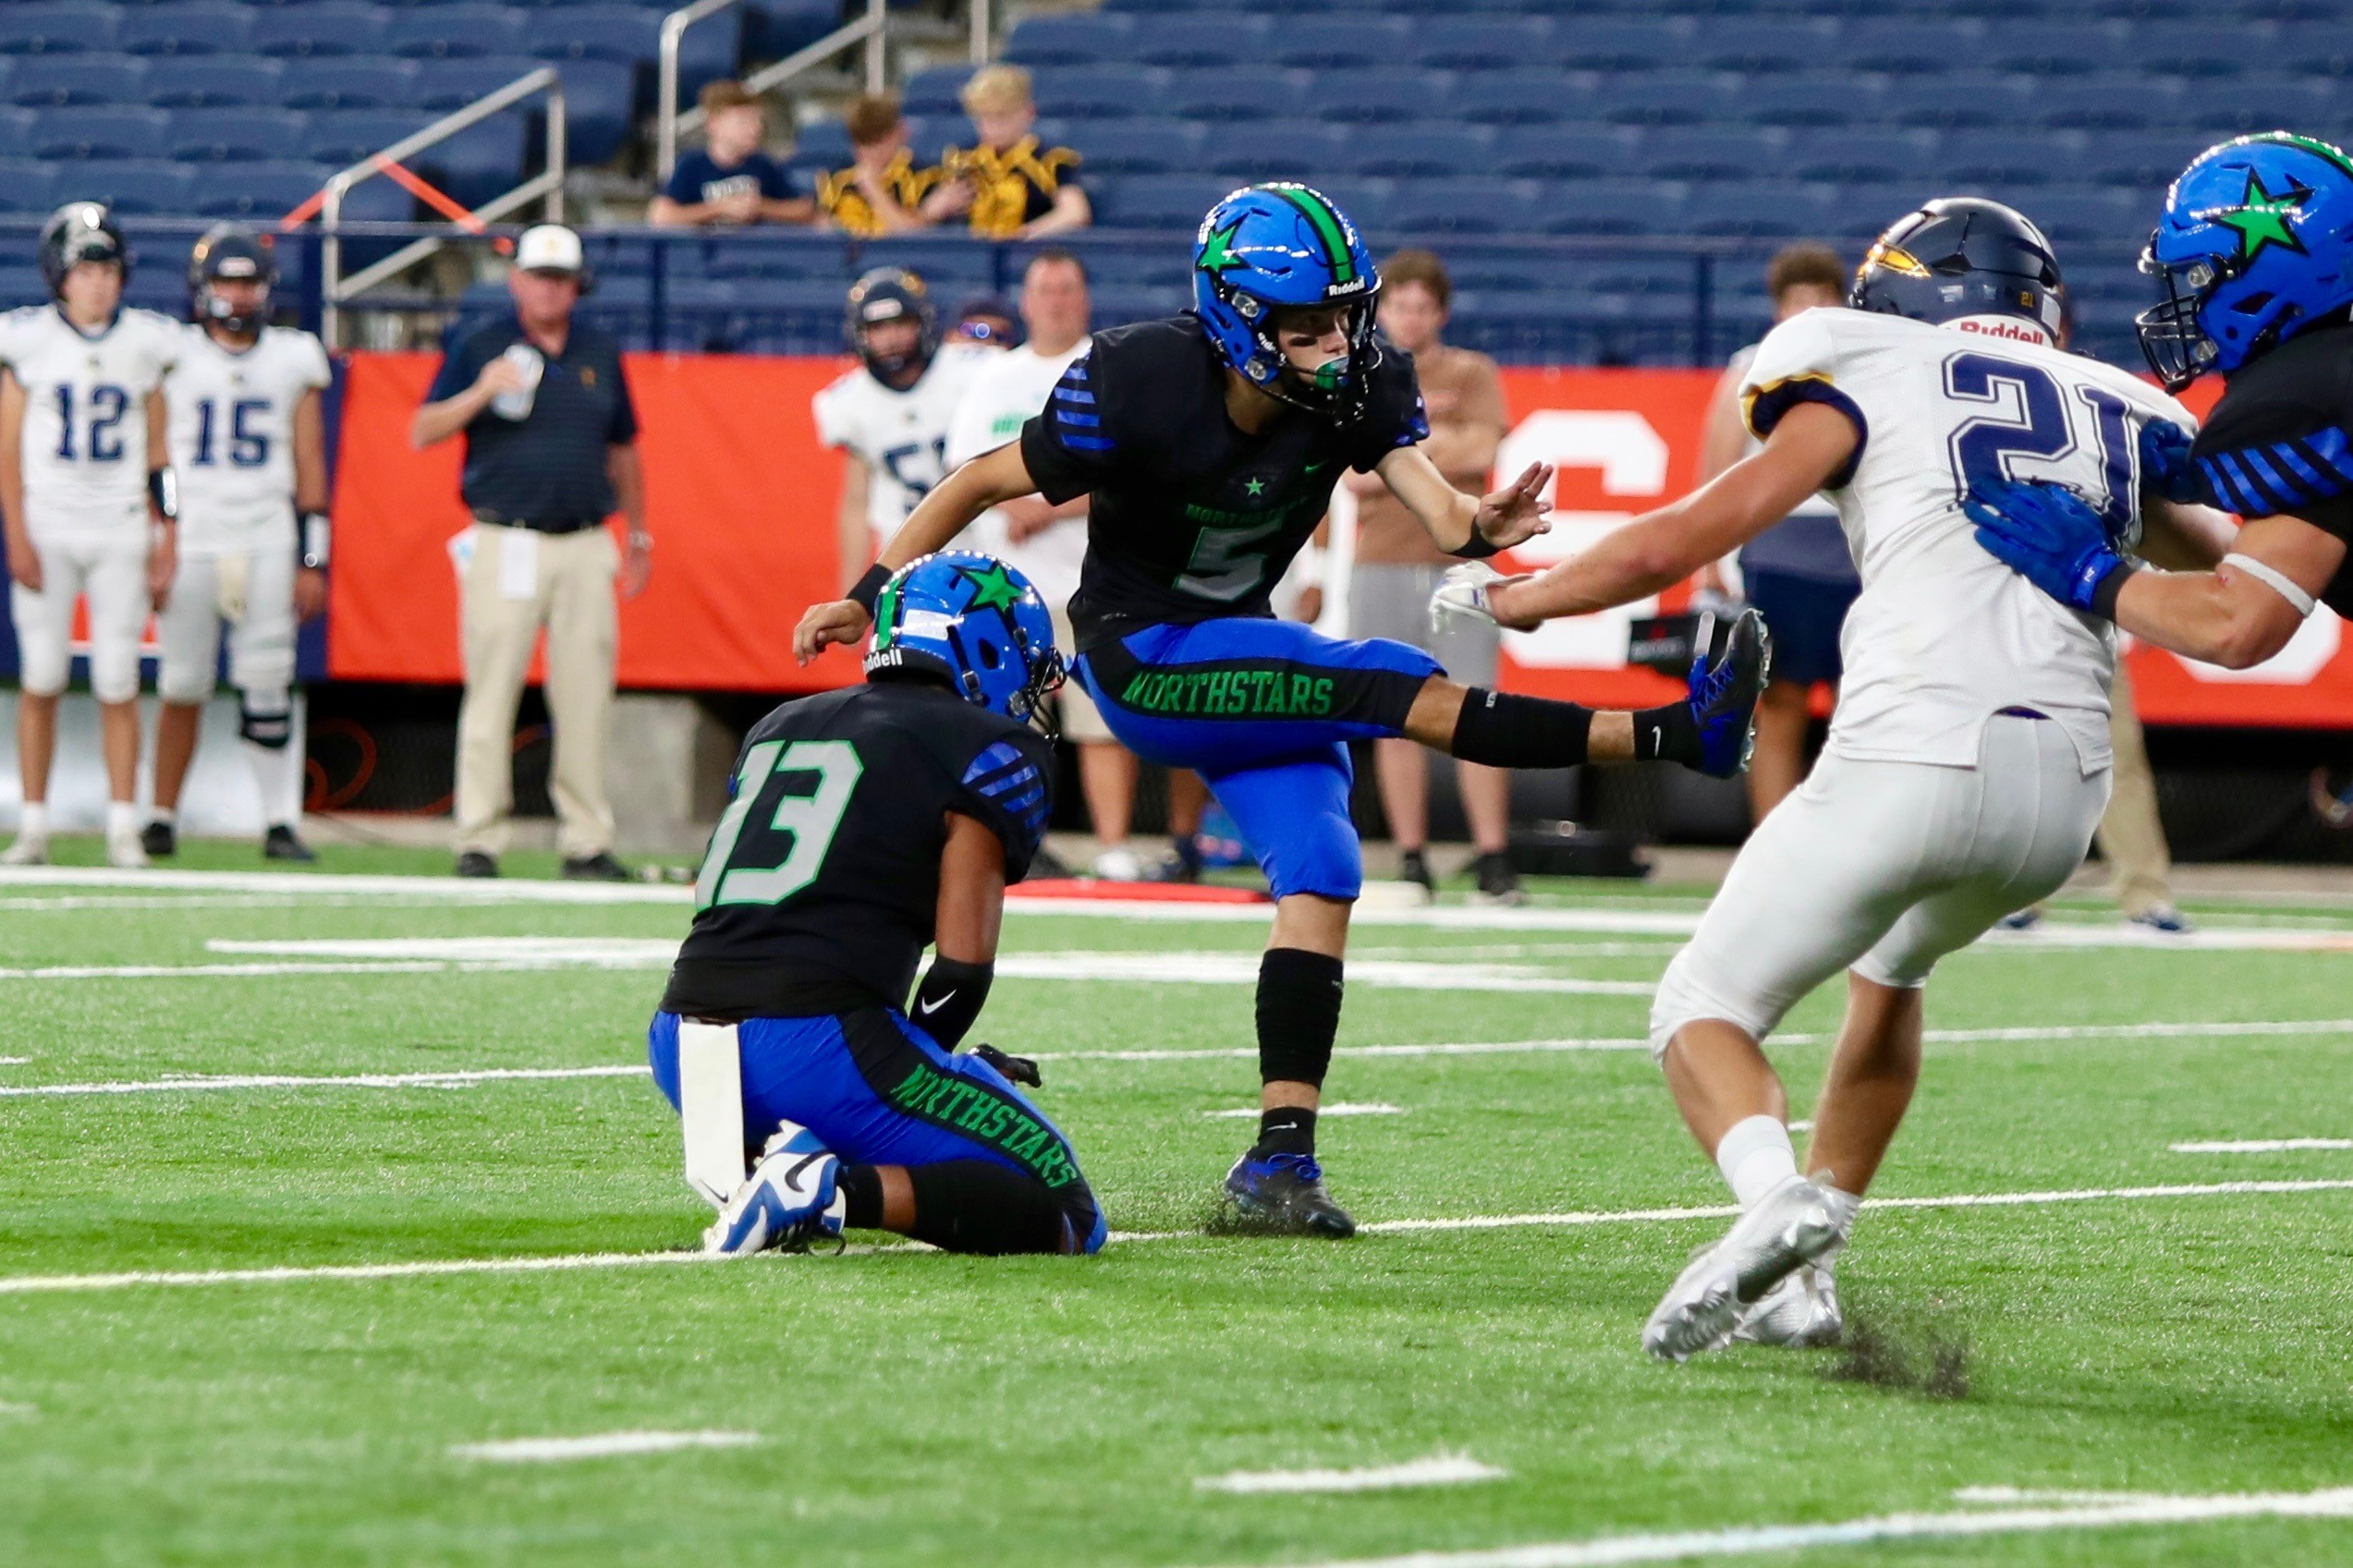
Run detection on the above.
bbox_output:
[798,183,1767,1239]
[652,552,1104,1258]
[1435,198,2217,1358]
[146,225,333,863]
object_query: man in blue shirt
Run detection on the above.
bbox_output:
[649,80,813,228]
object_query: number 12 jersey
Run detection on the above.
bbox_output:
[0,304,180,542]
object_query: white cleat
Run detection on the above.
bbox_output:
[1645,1174,1847,1363]
[701,1120,846,1258]
[1091,846,1143,882]
[0,835,47,867]
[1732,1258,1845,1348]
[105,830,149,869]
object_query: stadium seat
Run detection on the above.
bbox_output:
[1162,68,1303,123]
[1301,70,1445,125]
[2283,22,2353,75]
[1528,179,1686,236]
[1387,177,1542,236]
[1841,18,1990,73]
[2026,186,2143,243]
[33,105,168,162]
[514,22,637,164]
[118,3,257,58]
[1199,120,1345,179]
[1551,18,1694,73]
[1074,119,1210,176]
[249,4,395,60]
[278,57,421,110]
[1683,182,1836,238]
[413,57,554,112]
[0,108,32,160]
[2178,78,2333,134]
[1735,73,1888,128]
[1452,70,1572,126]
[0,160,59,214]
[1488,124,1639,180]
[1690,17,1841,74]
[389,6,530,61]
[522,6,652,63]
[1004,12,1133,67]
[1270,16,1412,70]
[67,159,197,214]
[1780,126,1938,184]
[1096,174,1237,229]
[1638,127,1783,182]
[302,107,435,168]
[1985,21,2129,74]
[1589,71,1741,128]
[411,113,530,206]
[1827,182,1942,238]
[1335,123,1496,179]
[2128,21,2274,76]
[1938,128,2083,187]
[149,57,287,109]
[191,159,324,222]
[1883,74,2038,130]
[898,67,969,119]
[740,0,837,64]
[1,5,122,57]
[166,107,311,164]
[1129,15,1272,69]
[2077,128,2213,188]
[1030,65,1171,120]
[785,118,852,176]
[1414,18,1553,72]
[2029,75,2183,129]
[7,55,147,107]
[1308,176,1394,233]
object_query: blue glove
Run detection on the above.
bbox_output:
[1962,479,2131,616]
[2138,417,2207,504]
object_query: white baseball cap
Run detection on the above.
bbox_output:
[513,224,583,274]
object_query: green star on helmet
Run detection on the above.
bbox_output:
[961,561,1027,614]
[2212,169,2312,262]
[1198,220,1245,274]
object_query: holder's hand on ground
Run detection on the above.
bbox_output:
[969,1042,1042,1088]
[1963,479,2124,614]
[1470,461,1554,551]
[795,598,872,664]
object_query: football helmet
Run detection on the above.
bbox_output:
[38,201,129,298]
[1192,182,1382,417]
[2138,132,2353,391]
[187,223,276,335]
[866,551,1065,730]
[845,266,938,383]
[1850,197,2065,343]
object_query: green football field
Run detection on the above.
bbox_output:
[4,846,2353,1566]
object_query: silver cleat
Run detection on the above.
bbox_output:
[1732,1258,1844,1348]
[1644,1175,1847,1362]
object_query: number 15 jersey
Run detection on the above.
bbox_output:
[1741,307,2194,773]
[167,325,332,559]
[0,304,181,542]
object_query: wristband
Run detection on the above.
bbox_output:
[847,563,892,615]
[299,511,331,571]
[2089,558,2138,622]
[147,468,178,523]
[1449,528,1503,560]
[910,954,994,1050]
[2221,552,2316,617]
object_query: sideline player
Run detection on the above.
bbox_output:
[651,551,1103,1258]
[1436,198,2210,1357]
[798,183,1766,1237]
[0,203,180,868]
[815,268,989,579]
[146,226,332,863]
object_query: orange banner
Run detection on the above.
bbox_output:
[329,352,2347,728]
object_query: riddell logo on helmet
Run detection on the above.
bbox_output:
[1950,315,2049,342]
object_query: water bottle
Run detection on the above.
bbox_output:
[490,344,544,421]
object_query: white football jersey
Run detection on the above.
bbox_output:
[812,345,991,546]
[1741,308,2196,772]
[0,304,180,540]
[167,324,333,557]
[945,339,1090,609]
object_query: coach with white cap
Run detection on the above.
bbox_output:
[412,223,651,881]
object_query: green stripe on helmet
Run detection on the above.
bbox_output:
[872,577,901,650]
[1269,185,1358,289]
[2251,131,2353,180]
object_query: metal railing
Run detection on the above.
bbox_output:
[319,67,567,344]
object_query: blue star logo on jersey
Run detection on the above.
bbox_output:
[2208,168,2313,262]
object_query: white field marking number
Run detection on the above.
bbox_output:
[452,1430,762,1464]
[1197,1454,1506,1495]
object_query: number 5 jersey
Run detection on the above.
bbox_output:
[165,324,332,560]
[1739,306,2195,774]
[0,303,181,542]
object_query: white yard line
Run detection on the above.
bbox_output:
[0,865,692,904]
[9,1179,2352,1295]
[2173,1138,2353,1153]
[451,1430,761,1464]
[1204,1103,1403,1120]
[1952,1487,2186,1507]
[0,961,458,981]
[1198,1455,1505,1495]
[1246,1486,2353,1568]
[0,1065,647,1099]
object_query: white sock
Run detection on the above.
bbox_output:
[1714,1113,1798,1210]
[106,800,139,839]
[150,807,177,829]
[241,736,301,831]
[17,802,45,841]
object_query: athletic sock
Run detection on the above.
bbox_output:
[1632,699,1701,765]
[105,800,138,840]
[1715,1113,1798,1209]
[905,1161,1068,1255]
[241,735,302,830]
[1450,688,1592,769]
[18,802,47,840]
[1256,947,1344,1089]
[1252,1105,1319,1160]
[836,1163,884,1230]
[149,807,177,829]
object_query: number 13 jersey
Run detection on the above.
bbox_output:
[167,325,332,558]
[1740,307,2195,773]
[0,304,181,542]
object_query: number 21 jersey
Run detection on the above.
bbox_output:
[0,304,180,541]
[1741,307,2194,773]
[167,325,333,558]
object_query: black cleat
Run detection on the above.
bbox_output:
[140,820,177,857]
[455,851,500,879]
[1398,847,1435,901]
[561,851,632,881]
[263,825,316,863]
[1223,1150,1358,1238]
[1471,850,1525,906]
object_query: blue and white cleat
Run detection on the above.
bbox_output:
[702,1121,847,1258]
[1688,607,1771,779]
[1222,1150,1357,1238]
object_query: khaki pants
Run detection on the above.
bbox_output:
[454,523,617,860]
[2096,659,2172,917]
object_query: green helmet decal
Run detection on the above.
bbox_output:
[1267,185,1358,289]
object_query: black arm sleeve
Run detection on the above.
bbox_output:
[910,954,993,1049]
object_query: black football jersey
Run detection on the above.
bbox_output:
[660,682,1054,1021]
[2190,321,2353,614]
[1019,314,1430,649]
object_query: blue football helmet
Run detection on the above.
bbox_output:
[2138,132,2353,391]
[845,266,937,383]
[865,551,1065,731]
[1849,197,2065,342]
[1192,182,1382,417]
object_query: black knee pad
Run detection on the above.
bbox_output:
[238,696,292,750]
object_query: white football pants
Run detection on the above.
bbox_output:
[9,535,148,703]
[156,549,296,704]
[1650,713,2113,1056]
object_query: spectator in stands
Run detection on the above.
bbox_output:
[650,81,813,228]
[920,66,1090,239]
[1341,249,1519,905]
[1694,244,1858,821]
[815,93,941,237]
[411,225,651,882]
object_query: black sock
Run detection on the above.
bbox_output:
[837,1162,884,1230]
[905,1161,1069,1255]
[1253,1105,1319,1159]
[1632,699,1700,764]
[1257,947,1344,1089]
[1451,688,1593,769]
[1173,830,1202,871]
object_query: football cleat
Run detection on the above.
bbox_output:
[2127,905,2193,934]
[1996,906,2043,931]
[703,1121,846,1258]
[1429,560,1506,632]
[1732,1258,1845,1349]
[263,825,316,863]
[1644,1173,1845,1362]
[1397,847,1435,903]
[1689,608,1771,779]
[1223,1150,1357,1238]
[141,820,177,857]
[106,828,149,869]
[1,834,48,867]
[1471,850,1526,906]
